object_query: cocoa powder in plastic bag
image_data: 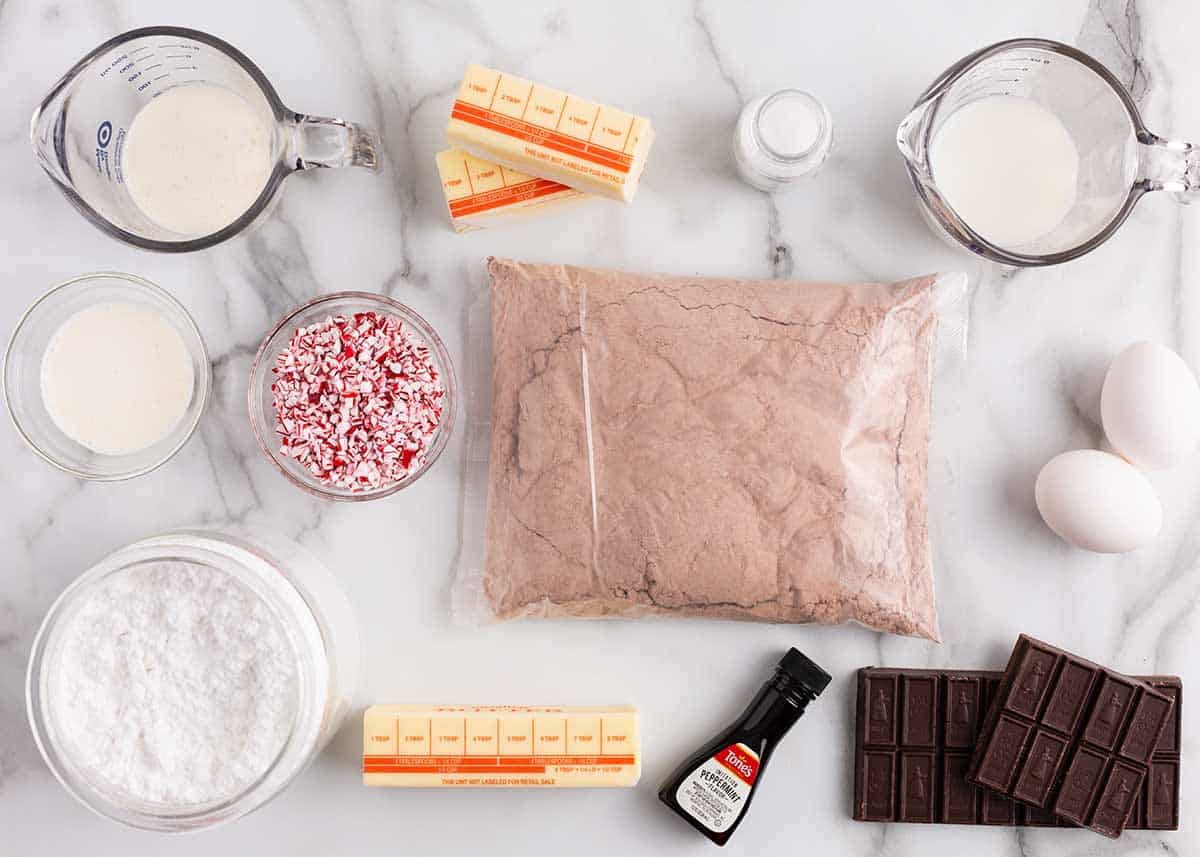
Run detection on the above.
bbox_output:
[454,258,966,640]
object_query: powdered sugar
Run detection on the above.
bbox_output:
[271,311,445,490]
[48,561,299,806]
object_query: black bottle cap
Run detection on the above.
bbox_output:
[779,648,832,696]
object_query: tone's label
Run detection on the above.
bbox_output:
[675,743,759,832]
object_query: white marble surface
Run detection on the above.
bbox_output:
[1,0,1198,854]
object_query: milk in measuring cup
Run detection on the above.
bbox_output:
[123,83,273,236]
[929,95,1079,248]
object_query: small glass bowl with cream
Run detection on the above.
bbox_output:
[4,272,210,479]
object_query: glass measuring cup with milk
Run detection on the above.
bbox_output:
[898,38,1200,266]
[31,26,381,252]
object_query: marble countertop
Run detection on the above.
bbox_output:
[2,1,1197,854]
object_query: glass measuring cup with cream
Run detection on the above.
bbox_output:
[898,38,1200,266]
[31,26,381,252]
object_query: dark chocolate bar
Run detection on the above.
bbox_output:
[852,667,1180,829]
[966,635,1176,838]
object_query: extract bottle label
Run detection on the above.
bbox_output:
[674,743,760,833]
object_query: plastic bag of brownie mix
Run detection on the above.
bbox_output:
[453,258,968,640]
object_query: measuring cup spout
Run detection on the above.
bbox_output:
[30,82,74,187]
[896,102,932,172]
[1137,133,1200,203]
[288,114,381,172]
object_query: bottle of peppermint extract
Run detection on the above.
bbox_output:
[658,648,831,846]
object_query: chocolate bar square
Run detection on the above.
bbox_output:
[852,667,1181,831]
[966,636,1176,838]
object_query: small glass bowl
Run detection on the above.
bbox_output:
[4,272,210,480]
[248,291,457,501]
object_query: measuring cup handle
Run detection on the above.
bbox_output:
[288,113,381,172]
[1137,132,1200,203]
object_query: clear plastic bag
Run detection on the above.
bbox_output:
[454,259,968,640]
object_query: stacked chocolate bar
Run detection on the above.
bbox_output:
[853,635,1181,838]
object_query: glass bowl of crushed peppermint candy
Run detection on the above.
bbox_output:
[249,292,456,500]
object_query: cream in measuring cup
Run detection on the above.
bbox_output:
[123,83,273,236]
[928,95,1079,248]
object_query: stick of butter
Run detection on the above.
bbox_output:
[435,148,586,232]
[446,65,654,202]
[363,704,640,787]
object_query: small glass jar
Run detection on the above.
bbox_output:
[26,527,361,832]
[733,89,833,191]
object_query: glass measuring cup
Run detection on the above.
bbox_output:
[897,38,1199,266]
[31,26,381,252]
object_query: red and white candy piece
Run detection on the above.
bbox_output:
[271,311,445,491]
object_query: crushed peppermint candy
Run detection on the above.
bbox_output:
[271,311,445,491]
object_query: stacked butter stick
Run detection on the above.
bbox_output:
[854,635,1181,838]
[435,65,654,231]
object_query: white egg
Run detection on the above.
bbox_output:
[1034,449,1161,553]
[1101,341,1200,470]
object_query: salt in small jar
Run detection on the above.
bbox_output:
[733,89,833,191]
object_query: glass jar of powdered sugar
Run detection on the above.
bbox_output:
[733,89,833,191]
[26,528,360,832]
